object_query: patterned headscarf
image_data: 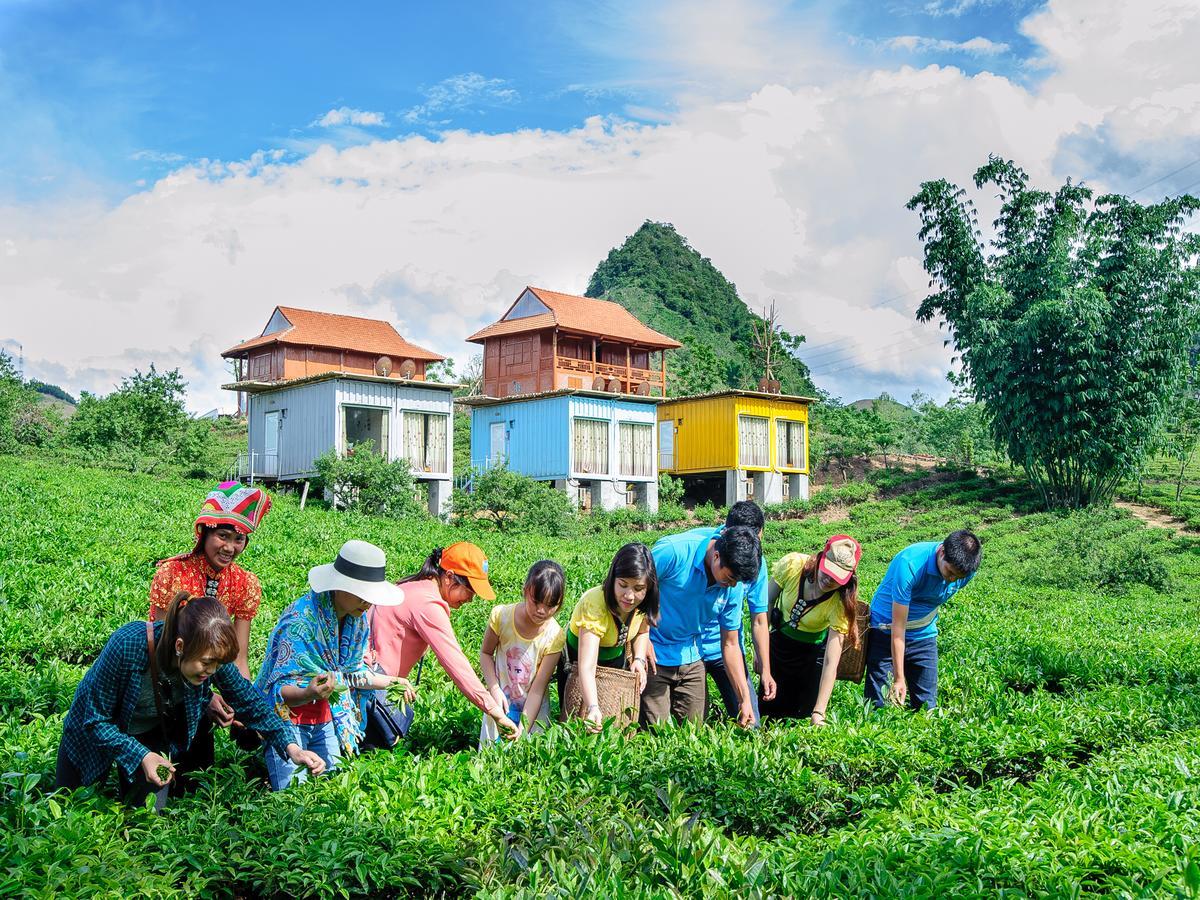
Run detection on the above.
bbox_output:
[196,481,272,536]
[255,590,372,756]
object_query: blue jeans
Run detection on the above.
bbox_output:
[265,720,341,791]
[703,653,761,725]
[863,629,938,710]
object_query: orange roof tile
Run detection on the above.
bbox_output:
[466,287,682,348]
[222,306,444,361]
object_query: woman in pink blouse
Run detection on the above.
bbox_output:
[369,542,518,741]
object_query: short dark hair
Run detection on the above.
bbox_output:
[603,543,660,625]
[942,529,981,575]
[713,525,761,584]
[725,500,764,533]
[524,560,565,609]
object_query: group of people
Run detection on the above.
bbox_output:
[55,481,982,808]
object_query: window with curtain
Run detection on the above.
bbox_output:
[402,412,448,472]
[776,419,806,469]
[573,418,609,475]
[738,415,770,468]
[619,422,653,476]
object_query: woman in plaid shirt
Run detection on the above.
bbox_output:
[55,592,324,810]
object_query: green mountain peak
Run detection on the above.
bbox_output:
[586,221,815,397]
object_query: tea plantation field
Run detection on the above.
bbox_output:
[3,455,1200,898]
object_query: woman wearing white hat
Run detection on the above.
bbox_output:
[256,540,414,790]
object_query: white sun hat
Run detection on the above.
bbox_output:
[308,540,405,606]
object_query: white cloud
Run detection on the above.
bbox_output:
[1,0,1196,411]
[130,149,187,164]
[312,107,388,128]
[403,73,519,125]
[886,35,1010,55]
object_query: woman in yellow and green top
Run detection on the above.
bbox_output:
[759,535,862,726]
[559,543,660,729]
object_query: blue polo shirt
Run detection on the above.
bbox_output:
[695,527,768,662]
[650,528,746,666]
[869,541,975,642]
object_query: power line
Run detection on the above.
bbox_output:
[802,322,931,367]
[808,333,944,378]
[1129,157,1200,197]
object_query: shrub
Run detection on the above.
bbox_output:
[450,464,576,535]
[0,351,57,453]
[313,443,427,520]
[658,473,685,506]
[61,365,221,476]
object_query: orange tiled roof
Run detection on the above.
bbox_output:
[222,306,444,361]
[466,287,682,348]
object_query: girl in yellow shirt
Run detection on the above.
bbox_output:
[561,543,660,730]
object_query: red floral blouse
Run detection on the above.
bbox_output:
[148,554,263,621]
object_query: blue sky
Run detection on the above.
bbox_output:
[2,0,1048,202]
[2,0,1196,411]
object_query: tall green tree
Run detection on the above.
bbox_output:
[908,157,1200,508]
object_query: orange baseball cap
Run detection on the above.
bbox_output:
[440,542,496,601]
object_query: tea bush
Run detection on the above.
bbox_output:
[3,455,1200,897]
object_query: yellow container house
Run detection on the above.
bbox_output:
[657,390,813,506]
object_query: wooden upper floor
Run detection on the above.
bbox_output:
[222,306,443,386]
[466,287,681,399]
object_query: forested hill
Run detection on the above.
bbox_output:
[586,221,817,397]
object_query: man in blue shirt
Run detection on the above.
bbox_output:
[697,501,773,724]
[643,525,761,728]
[865,529,981,710]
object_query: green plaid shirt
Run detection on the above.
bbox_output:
[60,621,297,785]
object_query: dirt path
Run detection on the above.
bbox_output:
[1114,500,1194,535]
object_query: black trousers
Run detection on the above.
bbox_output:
[758,631,825,721]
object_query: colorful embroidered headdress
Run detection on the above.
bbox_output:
[195,482,272,536]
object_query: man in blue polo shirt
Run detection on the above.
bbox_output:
[865,529,981,710]
[643,525,761,728]
[697,501,773,724]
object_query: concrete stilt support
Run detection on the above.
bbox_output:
[427,479,452,517]
[752,470,784,506]
[785,473,810,502]
[631,479,659,512]
[724,469,751,506]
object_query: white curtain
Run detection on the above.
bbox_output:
[776,420,804,468]
[620,423,653,476]
[739,416,769,468]
[426,414,448,471]
[574,418,609,475]
[403,412,425,468]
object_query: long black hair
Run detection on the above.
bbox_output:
[398,548,470,588]
[602,543,660,625]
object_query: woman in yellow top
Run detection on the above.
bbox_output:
[759,535,862,726]
[560,543,660,729]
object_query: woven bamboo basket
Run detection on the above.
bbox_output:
[835,599,871,683]
[560,664,641,726]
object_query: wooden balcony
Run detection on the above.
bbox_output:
[555,356,665,395]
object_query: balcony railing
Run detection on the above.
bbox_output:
[232,451,279,483]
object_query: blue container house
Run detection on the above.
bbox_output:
[463,390,660,511]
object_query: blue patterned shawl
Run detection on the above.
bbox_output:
[256,590,373,756]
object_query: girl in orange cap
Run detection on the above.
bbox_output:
[369,542,519,741]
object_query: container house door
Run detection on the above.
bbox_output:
[263,410,281,477]
[658,420,674,471]
[489,421,507,465]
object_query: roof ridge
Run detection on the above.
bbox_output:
[277,305,406,328]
